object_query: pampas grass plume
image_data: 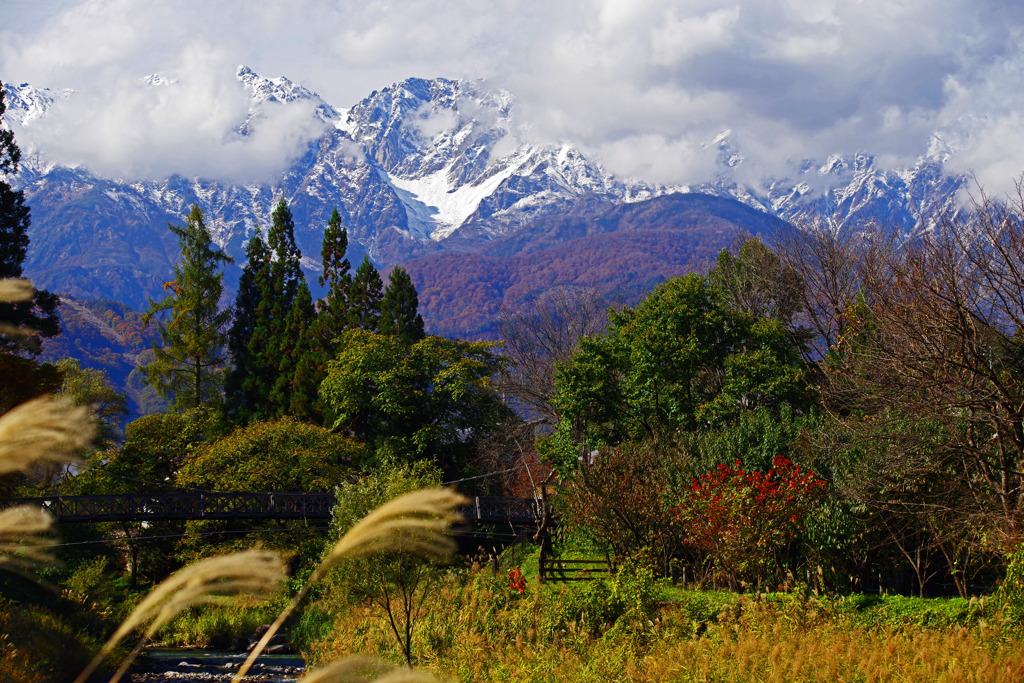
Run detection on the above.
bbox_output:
[0,278,40,347]
[0,504,56,569]
[298,655,441,683]
[0,278,34,303]
[323,488,468,565]
[0,396,95,476]
[74,548,287,683]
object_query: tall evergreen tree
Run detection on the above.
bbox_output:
[225,232,269,420]
[288,208,352,423]
[309,208,351,362]
[239,198,306,422]
[142,205,232,411]
[380,266,425,344]
[283,281,320,421]
[346,255,383,332]
[0,81,62,414]
[318,208,351,328]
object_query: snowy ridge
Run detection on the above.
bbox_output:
[1,67,969,311]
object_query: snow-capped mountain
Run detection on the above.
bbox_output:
[2,67,967,312]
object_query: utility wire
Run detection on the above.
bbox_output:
[442,461,547,486]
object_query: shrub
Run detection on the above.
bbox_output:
[545,550,660,638]
[674,455,826,588]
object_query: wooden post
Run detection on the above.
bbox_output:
[534,481,553,584]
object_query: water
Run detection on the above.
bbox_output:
[120,649,305,682]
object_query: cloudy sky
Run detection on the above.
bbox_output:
[2,0,1023,193]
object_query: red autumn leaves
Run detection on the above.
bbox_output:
[673,456,827,587]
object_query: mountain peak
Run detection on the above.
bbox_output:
[1,81,74,128]
[235,65,342,124]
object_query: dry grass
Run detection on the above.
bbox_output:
[0,279,34,303]
[302,575,1024,683]
[649,620,1024,683]
[0,278,39,344]
[299,654,440,683]
[0,308,95,582]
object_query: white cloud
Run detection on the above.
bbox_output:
[1,0,1022,192]
[19,42,326,182]
[410,106,458,140]
[651,7,741,66]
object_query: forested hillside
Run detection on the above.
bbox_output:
[39,297,162,416]
[407,193,784,337]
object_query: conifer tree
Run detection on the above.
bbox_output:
[282,281,320,421]
[287,208,352,423]
[237,198,306,423]
[142,205,232,411]
[224,232,269,419]
[380,266,425,344]
[346,255,383,332]
[309,208,351,361]
[318,208,351,330]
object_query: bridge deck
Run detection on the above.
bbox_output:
[1,492,539,525]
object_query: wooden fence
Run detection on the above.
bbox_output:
[539,556,616,583]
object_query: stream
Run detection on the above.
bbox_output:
[118,650,305,682]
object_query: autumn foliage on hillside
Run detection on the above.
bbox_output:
[404,193,782,338]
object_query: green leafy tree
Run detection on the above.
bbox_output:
[62,408,220,584]
[319,329,507,469]
[177,416,361,492]
[56,358,128,451]
[345,256,383,332]
[550,273,814,469]
[708,236,811,351]
[142,205,232,411]
[68,409,219,497]
[380,266,425,343]
[326,461,443,666]
[175,416,363,564]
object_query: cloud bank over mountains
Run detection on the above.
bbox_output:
[3,0,1023,194]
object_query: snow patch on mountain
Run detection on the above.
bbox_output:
[390,158,524,240]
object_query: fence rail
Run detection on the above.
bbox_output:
[539,556,616,582]
[0,493,539,525]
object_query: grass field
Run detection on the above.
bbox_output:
[293,551,1024,683]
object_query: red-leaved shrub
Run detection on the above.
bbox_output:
[673,456,826,588]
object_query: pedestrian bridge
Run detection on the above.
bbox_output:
[1,492,540,525]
